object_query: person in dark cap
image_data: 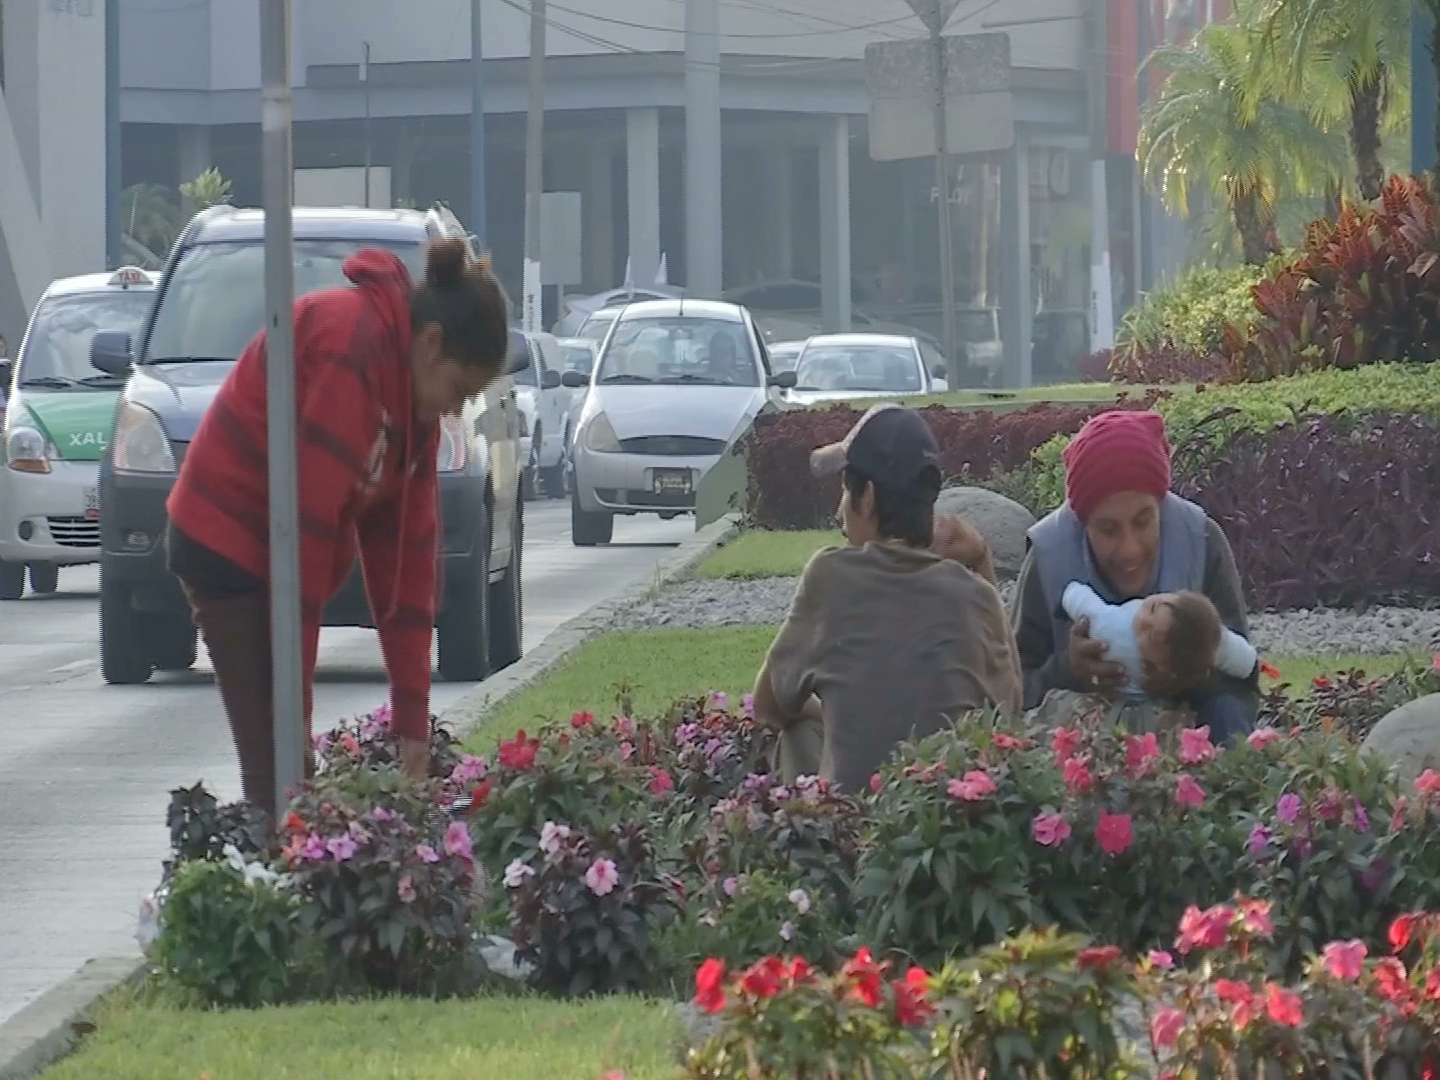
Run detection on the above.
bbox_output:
[751,403,1022,792]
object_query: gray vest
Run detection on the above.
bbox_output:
[1026,493,1209,650]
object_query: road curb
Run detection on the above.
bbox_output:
[438,512,742,740]
[0,954,145,1080]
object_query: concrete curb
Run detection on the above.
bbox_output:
[439,512,743,739]
[0,954,145,1080]
[0,515,740,1079]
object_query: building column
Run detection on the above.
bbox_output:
[626,107,661,288]
[392,130,414,207]
[177,125,212,187]
[1000,128,1033,388]
[684,0,722,296]
[586,139,614,289]
[766,147,793,280]
[818,115,852,333]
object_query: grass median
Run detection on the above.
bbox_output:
[38,988,679,1080]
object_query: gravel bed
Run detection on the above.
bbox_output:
[611,576,1440,657]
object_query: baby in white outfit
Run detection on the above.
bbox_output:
[1062,582,1258,701]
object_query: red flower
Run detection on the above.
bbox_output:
[693,958,727,1014]
[497,730,540,770]
[1238,898,1274,938]
[1321,939,1368,980]
[892,966,933,1027]
[1076,945,1123,973]
[843,947,887,1008]
[870,773,882,792]
[1215,979,1256,1028]
[465,778,493,812]
[1150,1007,1185,1050]
[283,812,305,834]
[1063,755,1095,795]
[1174,774,1206,809]
[570,710,595,729]
[648,767,675,796]
[339,733,361,757]
[740,956,786,999]
[1391,912,1424,952]
[993,733,1029,752]
[1096,812,1133,855]
[1417,771,1440,797]
[1259,660,1281,680]
[1176,903,1234,954]
[1051,727,1083,764]
[1312,675,1333,690]
[1125,733,1160,778]
[1178,726,1216,765]
[1264,982,1303,1027]
[1371,957,1410,1002]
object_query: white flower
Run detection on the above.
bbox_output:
[788,888,811,915]
[503,859,536,889]
[779,921,796,942]
[221,843,246,874]
[539,820,572,856]
[136,893,161,955]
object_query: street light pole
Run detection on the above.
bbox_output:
[931,30,959,387]
[259,0,304,816]
[522,0,546,331]
[470,0,488,242]
[361,41,372,208]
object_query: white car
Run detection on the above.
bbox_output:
[566,299,795,546]
[766,339,806,373]
[514,330,570,500]
[556,337,597,457]
[0,266,157,599]
[552,286,682,339]
[574,304,627,347]
[788,333,949,406]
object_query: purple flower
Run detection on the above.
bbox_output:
[1361,856,1391,893]
[326,834,358,861]
[710,691,728,710]
[779,921,796,942]
[397,874,416,904]
[675,723,700,746]
[444,820,473,861]
[1276,793,1302,825]
[614,716,636,739]
[1247,824,1272,855]
[742,692,755,719]
[369,807,396,823]
[312,732,332,755]
[722,876,739,897]
[299,833,327,861]
[742,774,768,791]
[416,843,440,864]
[1351,800,1371,834]
[450,755,488,787]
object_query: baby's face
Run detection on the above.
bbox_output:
[1132,594,1177,683]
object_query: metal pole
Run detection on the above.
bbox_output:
[260,0,304,816]
[685,0,723,297]
[470,0,488,242]
[105,0,121,270]
[1087,0,1115,352]
[522,0,545,332]
[932,31,959,386]
[361,42,371,208]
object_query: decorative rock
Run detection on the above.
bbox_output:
[475,934,533,982]
[1362,694,1440,784]
[935,486,1036,580]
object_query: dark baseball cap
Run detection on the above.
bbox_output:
[810,403,941,491]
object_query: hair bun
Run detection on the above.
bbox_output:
[424,238,468,289]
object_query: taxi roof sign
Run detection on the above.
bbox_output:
[108,266,150,287]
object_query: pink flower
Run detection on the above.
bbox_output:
[614,716,636,739]
[619,741,635,760]
[947,770,997,802]
[1176,903,1234,954]
[1247,824,1272,855]
[722,876,739,897]
[1432,651,1440,673]
[1062,756,1095,795]
[1238,898,1274,938]
[1276,793,1302,824]
[570,710,595,729]
[1174,774,1206,809]
[1321,939,1368,980]
[1150,1006,1185,1050]
[539,820,572,855]
[397,874,417,904]
[1031,811,1072,847]
[649,767,675,796]
[742,693,756,718]
[443,820,473,861]
[585,858,620,897]
[869,773,882,792]
[1264,983,1303,1027]
[1051,726,1083,763]
[1125,733,1160,778]
[1147,950,1174,970]
[1247,727,1282,750]
[710,691,728,710]
[298,833,327,861]
[450,754,488,786]
[339,733,361,757]
[326,834,358,861]
[1178,726,1216,765]
[1416,770,1440,796]
[1096,812,1133,855]
[416,843,440,864]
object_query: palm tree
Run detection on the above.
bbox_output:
[1251,0,1410,201]
[120,183,183,262]
[179,168,233,212]
[1138,22,1347,265]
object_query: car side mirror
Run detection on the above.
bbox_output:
[768,370,798,389]
[931,363,948,380]
[91,330,134,376]
[561,370,588,389]
[542,368,563,390]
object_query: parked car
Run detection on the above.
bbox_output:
[552,285,682,338]
[722,278,946,356]
[766,339,806,373]
[574,304,626,346]
[563,299,795,546]
[556,337,597,458]
[788,333,949,406]
[0,266,158,600]
[89,204,527,686]
[512,329,569,501]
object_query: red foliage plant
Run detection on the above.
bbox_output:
[1108,341,1228,385]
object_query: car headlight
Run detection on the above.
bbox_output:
[437,413,468,473]
[6,424,53,474]
[583,411,622,453]
[112,400,176,474]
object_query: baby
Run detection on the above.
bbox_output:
[1061,582,1257,701]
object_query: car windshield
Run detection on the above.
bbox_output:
[795,345,921,392]
[560,344,594,373]
[597,316,759,386]
[578,311,619,342]
[145,239,425,363]
[20,290,154,386]
[767,344,803,373]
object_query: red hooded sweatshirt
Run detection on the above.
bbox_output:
[167,249,440,741]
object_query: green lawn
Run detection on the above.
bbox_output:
[817,382,1184,412]
[38,990,680,1080]
[697,529,841,580]
[1260,651,1417,692]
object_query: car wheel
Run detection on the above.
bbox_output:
[28,562,59,595]
[152,617,199,672]
[540,433,568,500]
[436,512,492,683]
[100,570,154,685]
[0,561,25,601]
[571,485,613,547]
[488,495,524,671]
[521,434,540,502]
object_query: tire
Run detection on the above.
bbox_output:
[28,563,59,595]
[540,426,569,499]
[0,561,24,601]
[100,570,154,685]
[521,434,540,502]
[570,485,614,547]
[488,497,524,671]
[152,617,199,672]
[436,515,491,683]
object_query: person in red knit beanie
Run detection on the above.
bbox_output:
[1010,409,1258,743]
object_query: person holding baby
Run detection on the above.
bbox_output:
[1010,409,1259,744]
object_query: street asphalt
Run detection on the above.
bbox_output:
[0,502,690,1024]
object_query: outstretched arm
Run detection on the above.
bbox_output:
[1214,626,1259,680]
[1061,581,1109,626]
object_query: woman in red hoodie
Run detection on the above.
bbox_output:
[165,238,510,817]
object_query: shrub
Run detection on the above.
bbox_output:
[1107,340,1227,384]
[1223,175,1440,381]
[163,782,270,877]
[1119,261,1267,359]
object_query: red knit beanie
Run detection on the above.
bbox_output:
[1062,410,1172,524]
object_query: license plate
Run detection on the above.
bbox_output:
[83,486,99,521]
[652,469,693,496]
